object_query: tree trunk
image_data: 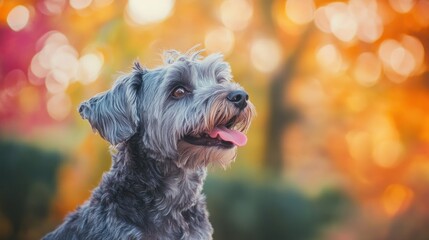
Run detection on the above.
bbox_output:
[265,27,313,175]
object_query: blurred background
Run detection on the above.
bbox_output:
[1,0,429,239]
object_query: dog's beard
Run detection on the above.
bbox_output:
[176,101,255,169]
[176,141,237,169]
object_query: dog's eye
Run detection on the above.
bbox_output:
[171,87,187,99]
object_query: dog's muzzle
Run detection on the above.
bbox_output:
[183,90,251,149]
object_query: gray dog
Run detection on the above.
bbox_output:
[43,49,255,239]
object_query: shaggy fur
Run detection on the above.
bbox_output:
[43,49,255,240]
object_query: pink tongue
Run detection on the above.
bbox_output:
[209,126,248,147]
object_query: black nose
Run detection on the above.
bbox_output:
[227,90,249,110]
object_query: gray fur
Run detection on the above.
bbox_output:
[43,49,255,240]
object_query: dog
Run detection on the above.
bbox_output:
[43,49,255,239]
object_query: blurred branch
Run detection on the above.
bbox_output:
[265,26,313,174]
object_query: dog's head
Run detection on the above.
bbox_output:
[79,49,255,168]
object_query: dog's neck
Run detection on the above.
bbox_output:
[92,135,207,226]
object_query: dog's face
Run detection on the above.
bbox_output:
[79,50,255,168]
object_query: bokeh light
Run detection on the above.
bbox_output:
[315,1,383,43]
[370,115,403,168]
[47,93,72,120]
[353,52,382,87]
[38,0,67,15]
[388,0,416,13]
[77,52,104,84]
[45,70,70,93]
[18,86,41,114]
[30,31,80,92]
[329,3,358,42]
[285,0,315,25]
[378,35,424,82]
[316,44,343,73]
[381,184,414,216]
[7,5,30,32]
[250,38,282,73]
[204,27,235,56]
[350,0,383,43]
[401,35,425,73]
[314,6,332,33]
[92,0,114,8]
[346,131,371,162]
[70,0,92,10]
[220,0,253,31]
[126,0,175,26]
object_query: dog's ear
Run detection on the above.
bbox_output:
[78,68,144,145]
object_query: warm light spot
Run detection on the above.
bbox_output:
[3,70,27,109]
[378,39,400,66]
[294,78,326,107]
[45,70,69,93]
[372,139,404,168]
[316,1,382,43]
[126,0,175,25]
[384,69,407,83]
[30,31,83,91]
[330,9,358,42]
[407,158,429,182]
[18,86,40,114]
[40,0,66,15]
[4,69,26,88]
[414,0,429,27]
[316,44,343,73]
[346,94,368,112]
[50,45,79,78]
[378,36,424,82]
[250,38,282,73]
[378,39,416,81]
[388,0,416,13]
[37,32,71,71]
[401,35,425,73]
[93,0,114,8]
[220,0,253,31]
[204,27,235,56]
[314,6,331,33]
[381,184,414,217]
[349,0,383,43]
[273,0,302,35]
[285,0,315,25]
[369,115,404,168]
[353,52,381,87]
[70,0,92,10]
[7,5,30,31]
[30,53,48,79]
[47,93,72,121]
[346,131,371,162]
[356,17,383,43]
[37,31,69,51]
[315,2,358,42]
[389,46,415,77]
[77,52,104,84]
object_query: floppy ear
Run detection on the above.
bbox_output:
[78,68,144,145]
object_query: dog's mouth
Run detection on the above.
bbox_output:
[183,116,248,149]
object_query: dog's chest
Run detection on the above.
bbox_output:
[148,169,211,239]
[158,168,205,210]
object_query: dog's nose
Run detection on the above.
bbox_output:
[227,90,249,110]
